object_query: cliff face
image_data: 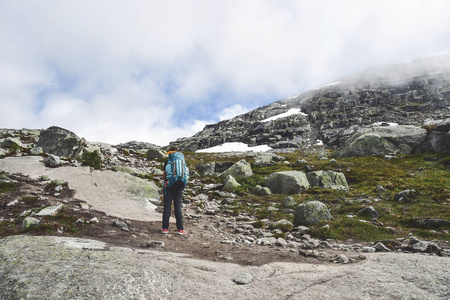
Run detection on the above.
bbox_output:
[172,52,450,151]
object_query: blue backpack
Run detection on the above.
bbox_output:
[165,152,189,188]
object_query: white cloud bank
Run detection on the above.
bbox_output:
[1,1,450,145]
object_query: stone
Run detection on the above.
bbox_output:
[196,162,216,176]
[271,219,294,232]
[143,241,165,248]
[219,160,253,178]
[6,199,19,207]
[394,189,418,203]
[306,170,349,191]
[253,185,272,195]
[374,242,391,252]
[362,246,376,253]
[411,241,429,252]
[30,147,44,155]
[265,171,310,194]
[275,238,288,247]
[294,201,332,226]
[223,175,241,192]
[373,185,386,193]
[233,273,253,285]
[21,217,40,231]
[282,196,296,208]
[357,206,380,219]
[334,125,427,158]
[334,254,349,264]
[35,203,65,217]
[146,147,167,160]
[416,130,450,154]
[44,154,61,168]
[36,126,86,158]
[1,137,26,149]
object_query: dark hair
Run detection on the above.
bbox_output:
[168,146,178,152]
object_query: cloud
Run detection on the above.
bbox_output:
[219,104,250,121]
[1,0,450,145]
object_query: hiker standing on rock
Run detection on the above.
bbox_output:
[162,146,189,235]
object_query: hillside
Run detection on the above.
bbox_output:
[171,51,450,152]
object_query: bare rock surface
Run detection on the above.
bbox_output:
[1,235,449,300]
[0,156,161,222]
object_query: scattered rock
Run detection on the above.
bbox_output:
[374,242,392,252]
[44,154,61,167]
[222,175,241,192]
[37,126,86,158]
[265,171,310,194]
[142,240,165,248]
[294,201,332,226]
[334,254,349,264]
[357,206,380,219]
[282,196,296,208]
[219,159,253,178]
[21,217,40,231]
[394,189,418,203]
[35,203,65,217]
[306,170,349,191]
[253,185,272,195]
[233,273,253,285]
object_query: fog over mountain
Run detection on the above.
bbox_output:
[172,51,450,152]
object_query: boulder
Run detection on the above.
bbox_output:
[416,120,450,153]
[219,160,253,178]
[394,189,418,203]
[36,126,86,158]
[282,196,296,208]
[306,171,349,191]
[35,203,65,217]
[265,171,310,194]
[1,137,27,149]
[21,217,40,231]
[270,219,294,232]
[223,175,241,192]
[147,147,167,160]
[357,206,380,219]
[30,147,44,155]
[196,162,216,176]
[334,125,427,158]
[254,185,272,195]
[294,201,332,226]
[44,154,61,167]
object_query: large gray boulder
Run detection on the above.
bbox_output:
[219,159,253,178]
[416,119,450,154]
[294,201,332,226]
[1,137,27,149]
[334,125,427,158]
[196,162,216,176]
[306,171,349,191]
[147,146,167,160]
[223,175,241,192]
[36,126,86,158]
[265,171,310,194]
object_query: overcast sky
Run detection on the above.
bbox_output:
[1,1,450,146]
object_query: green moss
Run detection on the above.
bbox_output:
[310,217,395,242]
[81,150,102,170]
[21,195,39,205]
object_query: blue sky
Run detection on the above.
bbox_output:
[1,0,450,146]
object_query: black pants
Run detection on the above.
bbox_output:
[162,181,185,230]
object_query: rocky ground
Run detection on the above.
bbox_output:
[1,132,450,299]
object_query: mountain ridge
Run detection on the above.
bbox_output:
[171,51,450,152]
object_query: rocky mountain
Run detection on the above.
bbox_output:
[171,51,450,152]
